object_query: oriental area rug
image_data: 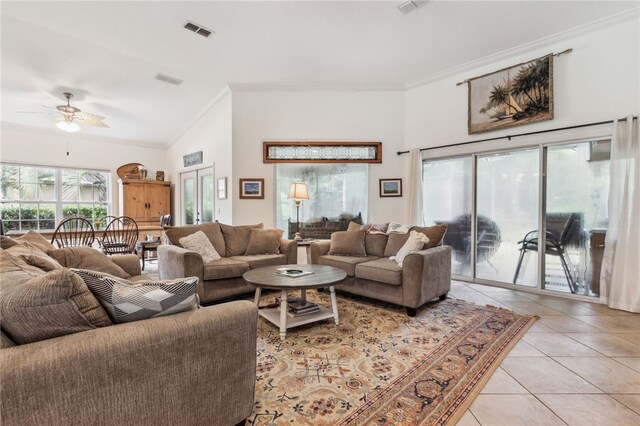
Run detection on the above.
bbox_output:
[248,292,536,426]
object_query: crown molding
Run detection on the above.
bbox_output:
[227,83,405,92]
[0,121,165,150]
[166,85,231,149]
[405,7,640,90]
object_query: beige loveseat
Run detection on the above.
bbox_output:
[309,224,451,316]
[159,222,297,304]
[0,236,257,426]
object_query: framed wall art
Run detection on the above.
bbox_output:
[379,179,402,197]
[468,54,553,134]
[239,178,264,199]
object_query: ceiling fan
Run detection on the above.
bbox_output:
[18,92,109,133]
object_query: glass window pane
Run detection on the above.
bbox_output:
[1,165,19,200]
[39,220,55,230]
[19,183,38,201]
[20,204,38,221]
[3,221,20,232]
[276,164,368,238]
[37,168,55,184]
[21,221,38,230]
[62,170,78,201]
[423,157,473,277]
[38,204,56,220]
[63,204,79,217]
[477,149,539,287]
[1,203,20,220]
[201,175,214,223]
[184,178,194,225]
[19,166,37,183]
[545,141,610,297]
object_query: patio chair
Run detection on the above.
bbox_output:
[51,217,96,248]
[100,216,139,255]
[513,212,580,292]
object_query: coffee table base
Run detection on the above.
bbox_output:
[254,287,339,340]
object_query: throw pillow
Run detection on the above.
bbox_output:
[220,223,264,256]
[7,242,62,272]
[387,222,411,234]
[328,230,366,256]
[1,231,56,252]
[244,229,284,255]
[164,222,226,257]
[179,230,221,263]
[0,248,48,287]
[362,223,389,234]
[390,231,430,267]
[48,247,131,279]
[365,233,389,257]
[383,232,412,257]
[0,269,112,345]
[411,224,448,249]
[347,221,362,232]
[73,269,200,324]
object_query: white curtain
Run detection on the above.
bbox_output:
[406,148,424,226]
[601,116,640,312]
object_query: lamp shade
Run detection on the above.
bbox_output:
[288,182,309,200]
[55,119,80,133]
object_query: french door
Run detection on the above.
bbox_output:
[423,139,610,299]
[179,167,214,226]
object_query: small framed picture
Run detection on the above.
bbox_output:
[239,178,264,199]
[217,177,227,200]
[379,178,402,197]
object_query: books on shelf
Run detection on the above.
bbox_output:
[274,268,314,278]
[274,296,320,317]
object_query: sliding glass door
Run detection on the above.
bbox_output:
[422,138,610,299]
[423,157,472,277]
[477,149,539,287]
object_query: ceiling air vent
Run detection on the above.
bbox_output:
[184,20,214,38]
[397,1,429,14]
[155,73,184,86]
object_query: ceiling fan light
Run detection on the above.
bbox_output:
[55,120,80,133]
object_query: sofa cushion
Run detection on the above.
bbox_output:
[0,269,112,344]
[391,230,430,267]
[73,269,199,324]
[48,247,130,279]
[230,254,287,269]
[411,224,448,249]
[328,230,366,256]
[365,233,389,257]
[0,248,48,286]
[179,230,221,263]
[203,258,250,280]
[6,242,62,272]
[355,258,403,286]
[220,223,264,256]
[244,229,283,255]
[0,230,55,252]
[0,330,15,348]
[165,222,226,257]
[384,232,412,257]
[318,255,379,276]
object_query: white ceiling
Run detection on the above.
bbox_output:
[1,1,637,146]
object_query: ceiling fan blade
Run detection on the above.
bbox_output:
[76,111,106,120]
[75,114,109,128]
[16,111,59,115]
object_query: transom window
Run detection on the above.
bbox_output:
[1,163,110,232]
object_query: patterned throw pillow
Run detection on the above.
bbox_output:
[390,231,430,267]
[179,230,221,263]
[72,269,199,324]
[361,223,389,234]
[386,222,411,234]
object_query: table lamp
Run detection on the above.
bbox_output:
[288,182,309,240]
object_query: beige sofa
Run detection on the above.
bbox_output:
[309,225,451,316]
[159,222,297,304]
[0,240,258,426]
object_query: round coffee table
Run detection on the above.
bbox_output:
[243,264,346,340]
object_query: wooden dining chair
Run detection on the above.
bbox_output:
[100,216,139,255]
[51,217,96,248]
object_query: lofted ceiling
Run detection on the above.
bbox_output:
[1,1,637,146]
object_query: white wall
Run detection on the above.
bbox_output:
[231,90,406,227]
[405,17,640,156]
[0,124,167,215]
[166,89,233,225]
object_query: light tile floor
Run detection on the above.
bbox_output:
[450,280,640,426]
[145,262,639,424]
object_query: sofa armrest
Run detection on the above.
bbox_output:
[280,239,298,264]
[402,246,452,308]
[158,245,205,299]
[0,301,258,426]
[109,253,142,277]
[309,240,331,264]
